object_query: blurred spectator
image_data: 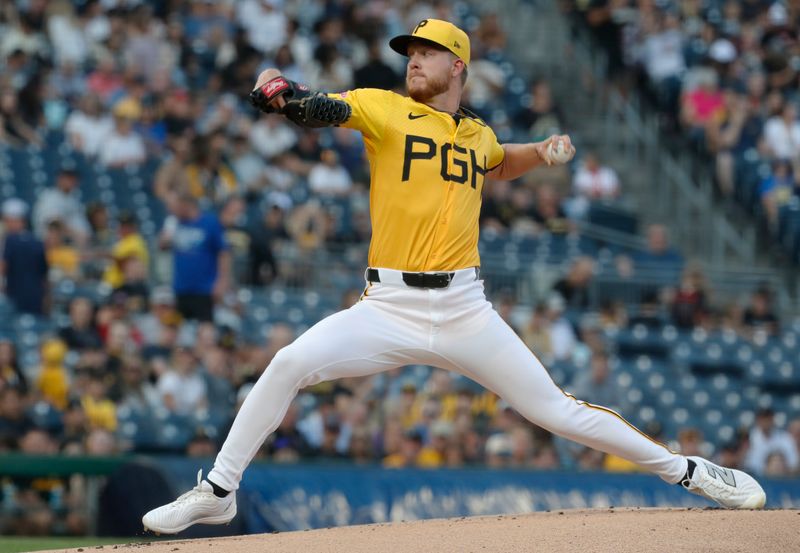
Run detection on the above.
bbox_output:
[354,40,401,90]
[545,294,577,362]
[136,286,180,348]
[83,202,115,278]
[677,428,704,457]
[64,94,112,158]
[114,355,159,415]
[707,89,763,196]
[154,134,193,201]
[307,42,353,92]
[236,0,287,56]
[383,429,424,468]
[308,149,353,197]
[248,197,289,286]
[552,256,595,310]
[0,87,41,147]
[115,257,150,314]
[59,399,87,447]
[569,151,620,219]
[417,421,454,468]
[1,198,49,315]
[219,196,249,284]
[679,68,725,149]
[741,286,779,336]
[330,127,367,181]
[0,338,25,392]
[0,387,32,448]
[186,429,218,458]
[715,440,745,471]
[759,160,798,230]
[80,374,116,432]
[98,99,146,167]
[521,303,553,361]
[35,339,69,411]
[59,297,102,352]
[249,114,298,161]
[479,179,514,232]
[514,79,562,139]
[485,431,513,468]
[568,352,625,412]
[86,55,123,103]
[43,220,80,280]
[102,212,149,291]
[264,402,312,462]
[84,428,117,456]
[33,166,90,246]
[631,224,684,277]
[158,340,207,416]
[670,264,709,329]
[763,101,800,162]
[531,184,572,235]
[229,132,267,193]
[638,10,686,117]
[764,451,790,477]
[744,408,799,475]
[159,194,230,322]
[185,132,238,202]
[202,346,235,417]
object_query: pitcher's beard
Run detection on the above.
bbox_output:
[407,73,450,103]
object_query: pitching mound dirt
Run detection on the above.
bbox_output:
[41,508,800,553]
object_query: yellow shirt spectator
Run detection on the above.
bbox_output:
[103,232,149,288]
[36,339,69,410]
[81,395,118,431]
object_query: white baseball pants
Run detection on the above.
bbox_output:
[208,267,687,491]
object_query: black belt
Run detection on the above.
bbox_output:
[366,268,456,289]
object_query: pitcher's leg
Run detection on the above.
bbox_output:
[439,311,687,483]
[208,301,422,491]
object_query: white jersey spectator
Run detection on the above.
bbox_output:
[98,99,146,167]
[639,14,686,83]
[157,344,208,417]
[65,94,113,158]
[249,116,297,159]
[763,103,800,161]
[47,11,90,66]
[308,149,353,196]
[745,408,799,475]
[573,152,621,200]
[236,0,287,56]
[33,167,91,244]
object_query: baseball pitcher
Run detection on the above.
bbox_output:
[143,19,765,534]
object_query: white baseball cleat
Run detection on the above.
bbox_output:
[142,470,236,534]
[681,456,766,509]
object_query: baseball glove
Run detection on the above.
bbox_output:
[249,76,351,128]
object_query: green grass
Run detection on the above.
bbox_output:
[0,537,150,553]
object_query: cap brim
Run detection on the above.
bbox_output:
[389,35,447,57]
[389,35,413,56]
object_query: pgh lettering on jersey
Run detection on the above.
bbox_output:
[328,88,505,272]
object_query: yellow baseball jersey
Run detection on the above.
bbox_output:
[328,88,504,271]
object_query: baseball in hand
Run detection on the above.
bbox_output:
[546,138,574,165]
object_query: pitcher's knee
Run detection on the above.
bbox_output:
[268,345,317,389]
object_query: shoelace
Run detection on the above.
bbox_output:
[174,469,212,504]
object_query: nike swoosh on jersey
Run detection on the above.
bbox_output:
[408,113,428,120]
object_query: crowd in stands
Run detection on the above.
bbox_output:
[571,0,800,261]
[0,0,798,536]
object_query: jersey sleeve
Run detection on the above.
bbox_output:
[487,128,505,170]
[326,88,395,142]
